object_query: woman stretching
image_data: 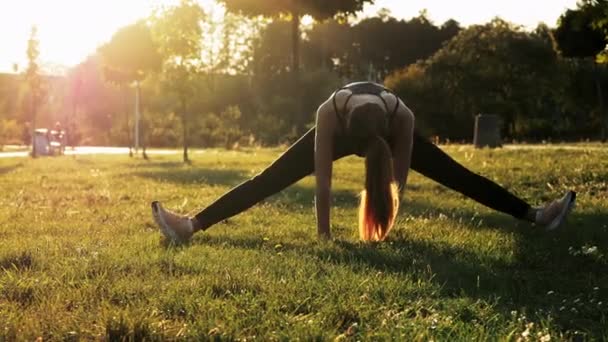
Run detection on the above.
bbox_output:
[151,82,576,243]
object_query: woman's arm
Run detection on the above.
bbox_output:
[391,102,415,196]
[315,100,337,239]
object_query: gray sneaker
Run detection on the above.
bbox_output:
[151,201,194,243]
[535,191,576,231]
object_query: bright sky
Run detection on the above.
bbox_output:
[364,0,578,28]
[0,0,578,74]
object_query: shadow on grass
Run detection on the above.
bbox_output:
[132,163,360,210]
[266,183,360,210]
[191,208,607,338]
[128,161,186,169]
[271,184,527,231]
[405,196,524,231]
[128,157,529,222]
[0,163,23,176]
[133,167,247,187]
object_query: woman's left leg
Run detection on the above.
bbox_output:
[409,131,532,219]
[193,128,354,230]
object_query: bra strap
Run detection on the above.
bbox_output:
[332,88,348,129]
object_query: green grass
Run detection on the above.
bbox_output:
[0,146,606,340]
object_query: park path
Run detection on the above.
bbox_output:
[0,146,185,158]
[0,144,605,159]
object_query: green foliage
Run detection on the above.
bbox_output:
[6,8,606,146]
[0,74,25,137]
[0,119,20,147]
[0,146,607,339]
[387,19,567,139]
[593,0,608,46]
[347,13,461,80]
[68,57,123,142]
[559,60,608,136]
[151,0,207,162]
[250,20,293,76]
[256,14,461,83]
[145,111,181,147]
[553,0,608,140]
[215,12,259,75]
[190,106,244,148]
[98,20,163,155]
[152,0,206,66]
[554,0,607,59]
[25,27,41,89]
[23,26,47,157]
[249,106,290,145]
[217,0,372,20]
[98,21,162,83]
[219,0,375,134]
[247,67,341,144]
[217,105,243,148]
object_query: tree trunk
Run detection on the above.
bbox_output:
[594,62,606,142]
[139,82,148,160]
[124,86,133,157]
[30,95,36,158]
[291,10,304,134]
[181,98,189,163]
[182,120,189,163]
[71,93,77,150]
[142,139,148,159]
[292,11,300,76]
[134,81,140,155]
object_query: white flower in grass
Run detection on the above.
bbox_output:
[582,245,598,255]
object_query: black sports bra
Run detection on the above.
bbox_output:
[331,82,400,130]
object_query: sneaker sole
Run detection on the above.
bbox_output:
[545,191,576,231]
[151,201,181,243]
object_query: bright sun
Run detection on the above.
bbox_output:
[0,0,187,73]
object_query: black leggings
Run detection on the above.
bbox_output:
[194,128,530,228]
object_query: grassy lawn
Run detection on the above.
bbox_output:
[0,146,606,340]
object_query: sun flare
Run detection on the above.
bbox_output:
[0,0,217,73]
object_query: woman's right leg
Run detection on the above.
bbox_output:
[409,131,532,219]
[193,128,354,230]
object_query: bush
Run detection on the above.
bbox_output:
[192,106,244,149]
[0,119,21,149]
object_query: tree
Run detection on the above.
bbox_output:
[215,12,259,75]
[386,19,563,139]
[0,72,22,149]
[303,19,352,73]
[67,56,124,147]
[554,0,608,140]
[304,14,461,81]
[217,0,374,133]
[348,13,461,80]
[99,21,162,158]
[24,26,46,158]
[593,0,608,37]
[250,20,293,76]
[99,64,135,155]
[151,0,205,163]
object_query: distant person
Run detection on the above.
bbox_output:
[151,82,576,243]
